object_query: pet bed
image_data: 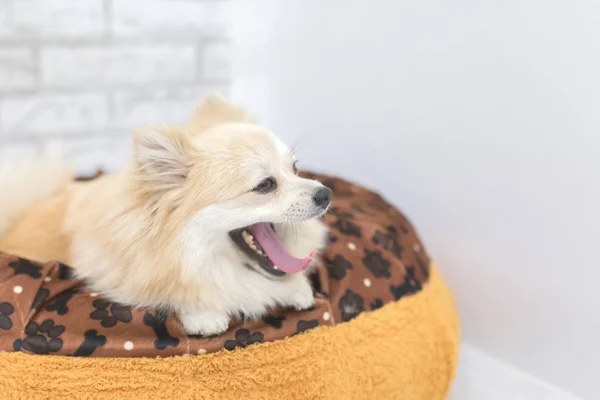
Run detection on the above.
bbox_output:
[0,173,459,400]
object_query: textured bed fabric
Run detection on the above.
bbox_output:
[0,172,460,399]
[0,266,458,400]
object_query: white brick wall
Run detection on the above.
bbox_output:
[113,84,221,129]
[41,46,197,88]
[111,0,230,38]
[1,93,109,135]
[0,48,36,90]
[0,0,233,173]
[8,1,106,39]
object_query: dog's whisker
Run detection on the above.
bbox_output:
[289,139,301,154]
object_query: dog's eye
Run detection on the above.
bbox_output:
[253,177,277,193]
[293,161,299,174]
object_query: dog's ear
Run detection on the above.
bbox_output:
[133,126,192,192]
[187,93,254,133]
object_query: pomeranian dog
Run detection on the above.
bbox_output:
[0,94,331,336]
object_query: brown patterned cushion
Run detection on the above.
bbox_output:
[0,172,430,357]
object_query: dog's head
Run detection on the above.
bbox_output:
[132,94,330,277]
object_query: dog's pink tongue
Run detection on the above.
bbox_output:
[248,223,315,274]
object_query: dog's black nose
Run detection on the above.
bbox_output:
[313,187,332,208]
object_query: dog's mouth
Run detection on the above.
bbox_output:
[229,223,316,277]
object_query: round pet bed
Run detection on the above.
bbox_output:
[0,173,459,400]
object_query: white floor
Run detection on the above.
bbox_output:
[448,344,584,400]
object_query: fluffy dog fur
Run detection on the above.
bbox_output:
[0,95,330,336]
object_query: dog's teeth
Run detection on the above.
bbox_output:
[240,229,268,257]
[273,266,278,270]
[242,230,254,246]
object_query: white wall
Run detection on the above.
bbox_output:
[233,1,600,398]
[448,344,584,400]
[0,0,233,174]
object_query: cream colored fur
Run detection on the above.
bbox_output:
[0,150,74,237]
[0,94,329,336]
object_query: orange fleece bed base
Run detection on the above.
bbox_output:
[0,173,459,399]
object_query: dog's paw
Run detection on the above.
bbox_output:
[179,311,230,337]
[288,280,316,311]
